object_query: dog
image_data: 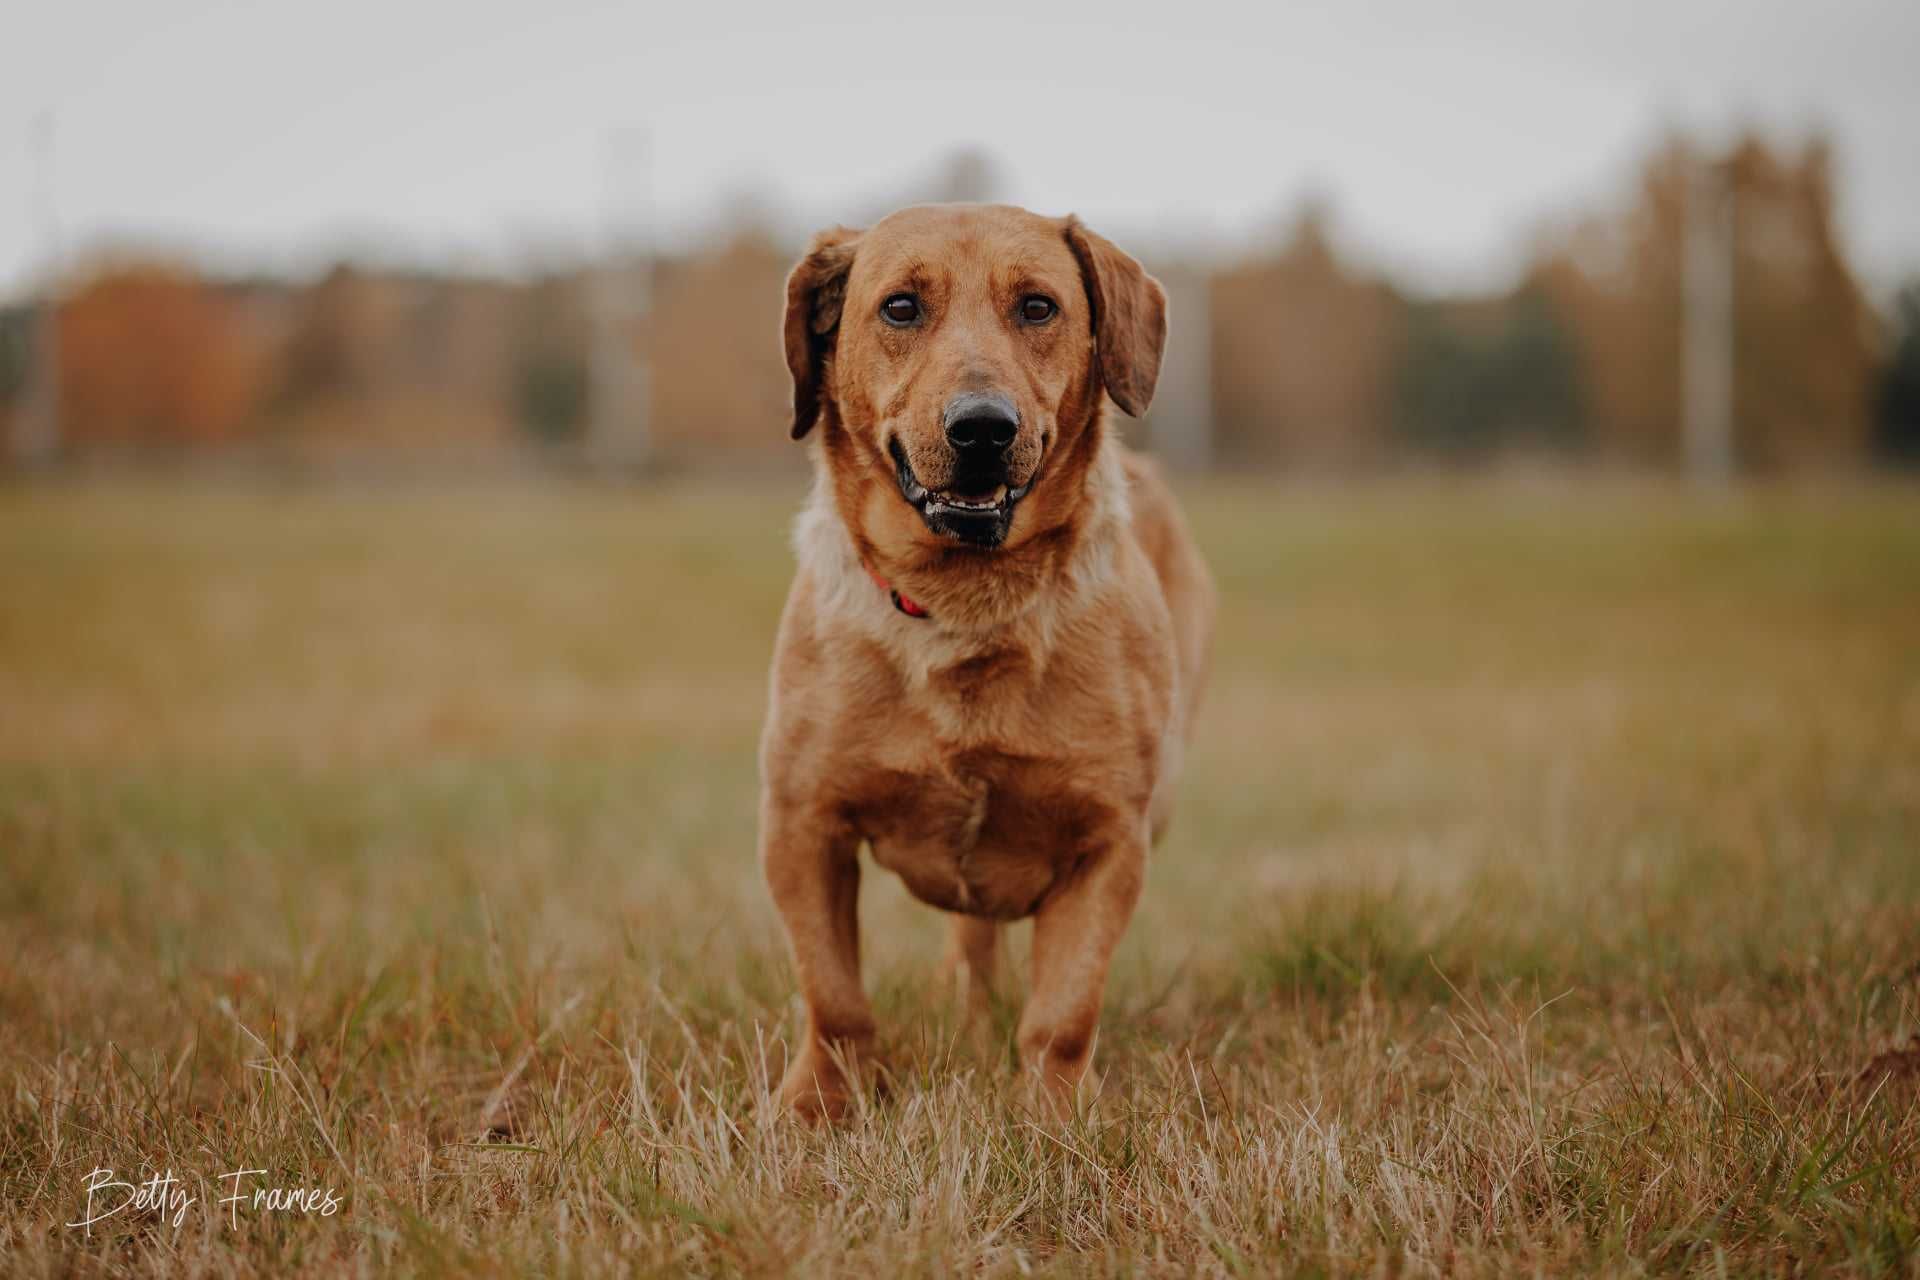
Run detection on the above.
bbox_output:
[761,203,1215,1119]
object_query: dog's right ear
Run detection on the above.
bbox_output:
[782,226,863,440]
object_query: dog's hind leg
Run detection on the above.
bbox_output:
[1146,726,1183,845]
[939,913,1001,1018]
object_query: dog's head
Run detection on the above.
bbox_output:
[783,204,1165,551]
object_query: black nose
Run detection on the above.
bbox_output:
[943,392,1019,453]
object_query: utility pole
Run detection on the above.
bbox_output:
[1682,152,1735,486]
[589,127,653,471]
[16,112,62,467]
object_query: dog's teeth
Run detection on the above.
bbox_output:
[931,484,1010,512]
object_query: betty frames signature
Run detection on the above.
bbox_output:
[68,1167,343,1235]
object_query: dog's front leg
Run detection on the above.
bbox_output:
[1017,820,1147,1107]
[761,801,873,1121]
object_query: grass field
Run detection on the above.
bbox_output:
[3,475,1918,1275]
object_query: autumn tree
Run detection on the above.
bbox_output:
[1210,204,1402,466]
[1530,134,1877,470]
[58,261,275,448]
[647,230,792,457]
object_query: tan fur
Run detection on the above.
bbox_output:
[761,204,1216,1119]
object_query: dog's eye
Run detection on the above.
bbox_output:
[1020,295,1057,325]
[880,294,921,326]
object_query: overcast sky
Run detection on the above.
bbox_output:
[4,0,1917,301]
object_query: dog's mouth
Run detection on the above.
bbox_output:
[889,438,1031,548]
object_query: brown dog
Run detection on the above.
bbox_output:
[761,204,1214,1119]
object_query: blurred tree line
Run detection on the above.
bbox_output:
[4,132,1917,473]
[1879,285,1920,466]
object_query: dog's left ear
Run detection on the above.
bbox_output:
[782,226,863,440]
[1064,216,1167,418]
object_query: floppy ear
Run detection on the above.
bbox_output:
[782,226,863,440]
[1063,216,1168,418]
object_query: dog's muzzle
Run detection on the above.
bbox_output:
[889,429,1032,549]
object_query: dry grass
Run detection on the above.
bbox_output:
[2,474,1918,1276]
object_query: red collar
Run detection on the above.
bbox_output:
[863,562,929,619]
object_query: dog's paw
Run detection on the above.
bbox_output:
[776,1039,876,1124]
[1016,1028,1102,1119]
[778,1072,852,1124]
